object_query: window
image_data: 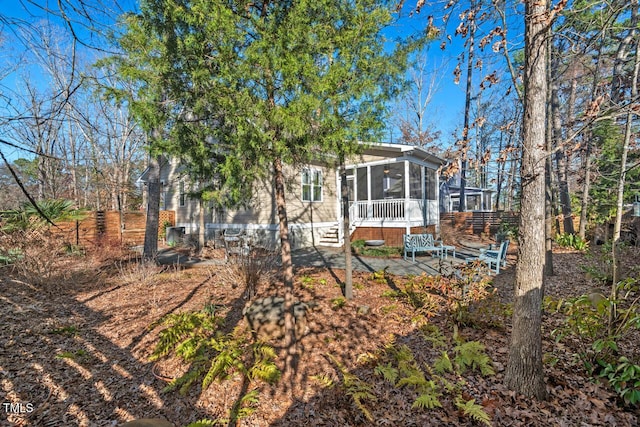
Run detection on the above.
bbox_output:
[161,185,168,210]
[467,195,480,211]
[179,181,186,207]
[302,169,323,202]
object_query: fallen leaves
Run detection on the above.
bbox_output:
[0,244,639,426]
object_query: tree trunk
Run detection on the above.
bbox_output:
[610,1,639,106]
[495,132,505,210]
[459,0,476,212]
[273,156,297,384]
[611,22,639,325]
[198,197,206,251]
[544,32,554,277]
[578,41,604,240]
[507,138,519,211]
[578,143,592,240]
[341,162,353,299]
[545,129,554,276]
[553,77,574,234]
[504,0,548,400]
[143,153,161,260]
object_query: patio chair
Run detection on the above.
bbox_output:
[223,228,250,260]
[467,239,510,274]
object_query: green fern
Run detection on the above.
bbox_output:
[203,348,240,388]
[412,389,442,410]
[310,373,335,388]
[396,370,428,388]
[344,379,377,422]
[230,389,260,421]
[374,362,399,384]
[420,323,447,349]
[433,351,454,374]
[249,361,280,383]
[453,341,495,376]
[151,310,220,361]
[248,342,280,384]
[388,344,417,377]
[328,354,378,421]
[455,397,492,426]
[163,365,206,395]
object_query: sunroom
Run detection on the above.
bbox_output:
[337,143,445,245]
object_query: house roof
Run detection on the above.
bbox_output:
[359,141,446,166]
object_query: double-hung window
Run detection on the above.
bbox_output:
[179,181,186,207]
[302,168,322,202]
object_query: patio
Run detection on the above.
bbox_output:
[155,241,497,277]
[291,246,471,276]
[156,245,470,276]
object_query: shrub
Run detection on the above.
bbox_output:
[496,222,519,241]
[0,199,87,232]
[0,230,73,287]
[551,278,640,383]
[555,233,589,251]
[600,357,640,406]
[385,265,492,325]
[217,250,278,299]
[331,297,347,310]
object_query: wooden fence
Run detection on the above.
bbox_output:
[441,211,584,236]
[441,211,519,235]
[53,210,175,246]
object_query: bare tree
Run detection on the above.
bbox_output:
[395,54,444,149]
[611,2,639,322]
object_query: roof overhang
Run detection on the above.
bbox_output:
[358,141,446,166]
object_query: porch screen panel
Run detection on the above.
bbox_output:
[356,167,368,201]
[409,163,421,199]
[371,165,385,199]
[379,163,403,199]
[425,169,437,200]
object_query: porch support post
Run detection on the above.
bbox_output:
[367,165,372,219]
[404,160,410,234]
[336,169,343,243]
[435,169,440,236]
[421,165,426,228]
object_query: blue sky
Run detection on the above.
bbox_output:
[387,1,525,147]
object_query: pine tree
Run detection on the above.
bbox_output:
[114,0,424,378]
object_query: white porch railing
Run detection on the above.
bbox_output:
[338,199,437,244]
[351,199,425,222]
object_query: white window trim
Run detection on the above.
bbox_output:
[301,168,323,202]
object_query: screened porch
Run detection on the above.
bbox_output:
[341,159,439,228]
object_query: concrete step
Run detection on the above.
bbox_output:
[316,241,343,248]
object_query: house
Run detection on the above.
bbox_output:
[439,176,495,213]
[138,142,446,248]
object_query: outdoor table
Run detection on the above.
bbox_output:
[440,245,456,259]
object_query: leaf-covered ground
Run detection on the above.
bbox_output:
[1,241,639,426]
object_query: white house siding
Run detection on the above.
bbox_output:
[161,160,339,249]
